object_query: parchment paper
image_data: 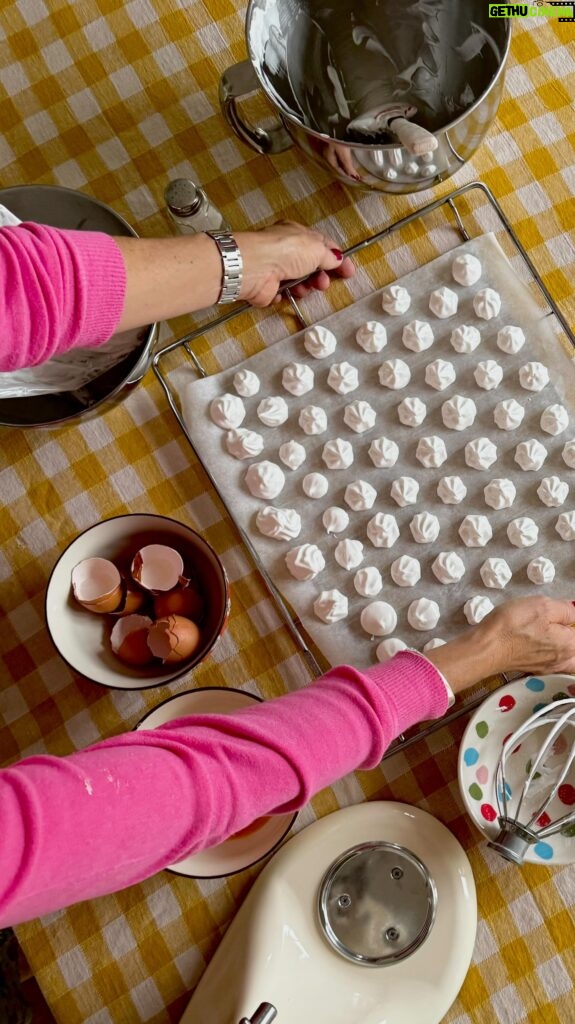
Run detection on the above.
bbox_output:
[180,234,575,669]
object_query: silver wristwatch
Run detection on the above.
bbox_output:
[207,230,243,304]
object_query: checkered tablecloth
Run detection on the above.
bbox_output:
[1,4,574,1022]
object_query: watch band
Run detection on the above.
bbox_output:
[207,230,243,304]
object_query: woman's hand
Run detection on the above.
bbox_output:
[235,222,355,307]
[426,596,575,693]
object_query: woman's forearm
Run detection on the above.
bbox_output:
[0,654,448,927]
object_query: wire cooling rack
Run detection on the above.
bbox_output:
[153,181,575,757]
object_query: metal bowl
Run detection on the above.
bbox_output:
[0,184,157,428]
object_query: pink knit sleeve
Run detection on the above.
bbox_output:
[0,652,448,926]
[0,223,126,372]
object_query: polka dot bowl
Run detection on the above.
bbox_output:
[458,675,575,865]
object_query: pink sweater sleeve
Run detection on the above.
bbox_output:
[0,223,126,371]
[0,652,448,926]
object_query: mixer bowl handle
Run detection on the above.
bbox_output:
[220,60,293,155]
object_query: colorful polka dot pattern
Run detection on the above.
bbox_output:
[460,677,575,863]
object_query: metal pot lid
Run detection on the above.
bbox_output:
[318,841,436,966]
[0,185,155,428]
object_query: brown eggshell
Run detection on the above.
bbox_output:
[153,585,204,622]
[71,557,123,614]
[111,584,147,616]
[131,544,185,593]
[147,614,201,664]
[110,614,154,666]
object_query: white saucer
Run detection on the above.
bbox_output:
[458,674,575,864]
[136,687,297,877]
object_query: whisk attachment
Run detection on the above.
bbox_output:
[489,698,575,865]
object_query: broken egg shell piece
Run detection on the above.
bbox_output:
[147,614,202,664]
[110,614,155,666]
[131,544,187,593]
[110,583,148,616]
[153,585,204,622]
[71,557,124,614]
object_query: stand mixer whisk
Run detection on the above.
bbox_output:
[489,698,575,865]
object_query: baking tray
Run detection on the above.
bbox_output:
[153,182,575,755]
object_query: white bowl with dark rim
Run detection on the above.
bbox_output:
[45,514,230,690]
[136,686,298,877]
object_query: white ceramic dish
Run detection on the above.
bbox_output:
[458,674,575,864]
[136,687,297,877]
[45,514,230,690]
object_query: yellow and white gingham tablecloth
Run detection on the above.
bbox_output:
[1,4,574,1022]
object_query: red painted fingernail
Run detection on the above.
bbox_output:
[330,248,343,260]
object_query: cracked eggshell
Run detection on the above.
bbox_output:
[131,545,186,593]
[110,614,155,666]
[147,614,201,664]
[71,557,123,613]
[153,586,203,622]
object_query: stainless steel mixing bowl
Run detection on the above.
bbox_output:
[220,0,511,192]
